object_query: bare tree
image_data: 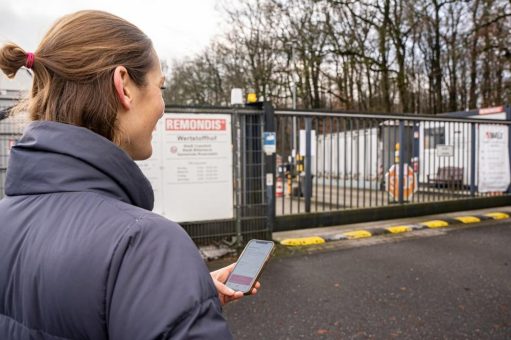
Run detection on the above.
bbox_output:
[164,0,511,113]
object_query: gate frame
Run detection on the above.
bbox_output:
[163,104,275,247]
[272,108,511,232]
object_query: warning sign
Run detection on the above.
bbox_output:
[385,164,417,201]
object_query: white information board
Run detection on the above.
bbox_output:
[478,125,510,192]
[436,144,454,157]
[137,113,233,222]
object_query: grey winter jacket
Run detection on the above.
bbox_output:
[0,121,233,340]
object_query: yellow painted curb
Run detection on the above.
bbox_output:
[422,220,449,228]
[344,230,372,239]
[484,212,509,220]
[456,216,480,224]
[386,226,412,234]
[280,236,325,246]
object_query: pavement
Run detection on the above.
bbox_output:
[204,206,511,262]
[272,206,511,247]
[224,218,511,339]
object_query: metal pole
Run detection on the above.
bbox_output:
[398,120,405,204]
[507,105,511,194]
[263,102,276,237]
[292,113,297,157]
[234,110,243,249]
[291,45,297,159]
[470,122,476,196]
[305,117,312,212]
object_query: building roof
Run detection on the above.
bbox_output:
[0,69,32,91]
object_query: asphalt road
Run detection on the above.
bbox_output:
[216,220,511,339]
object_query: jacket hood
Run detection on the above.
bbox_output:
[5,120,154,210]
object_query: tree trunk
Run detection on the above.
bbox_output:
[379,0,392,113]
[468,0,481,109]
[432,0,443,114]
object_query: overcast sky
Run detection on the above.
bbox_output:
[0,0,226,64]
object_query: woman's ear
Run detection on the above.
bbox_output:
[113,66,132,110]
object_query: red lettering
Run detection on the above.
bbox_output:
[165,118,227,131]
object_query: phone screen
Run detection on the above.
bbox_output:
[225,240,274,293]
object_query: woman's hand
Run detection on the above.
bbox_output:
[210,263,261,305]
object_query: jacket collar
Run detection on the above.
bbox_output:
[5,120,154,210]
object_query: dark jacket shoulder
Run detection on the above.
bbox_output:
[103,200,232,340]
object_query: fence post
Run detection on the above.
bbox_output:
[398,120,405,204]
[263,102,276,237]
[470,122,476,196]
[507,105,511,194]
[305,117,312,212]
[233,109,244,249]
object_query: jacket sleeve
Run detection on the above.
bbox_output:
[105,215,233,340]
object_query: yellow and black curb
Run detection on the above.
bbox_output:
[279,211,510,246]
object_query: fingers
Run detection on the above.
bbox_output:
[214,279,236,297]
[233,291,244,299]
[222,285,261,305]
[211,270,263,305]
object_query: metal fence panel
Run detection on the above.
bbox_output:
[274,110,511,222]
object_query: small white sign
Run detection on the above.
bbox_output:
[266,173,273,186]
[263,132,276,155]
[436,144,454,157]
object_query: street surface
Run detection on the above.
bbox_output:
[215,220,511,339]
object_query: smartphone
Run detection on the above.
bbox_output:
[225,239,275,295]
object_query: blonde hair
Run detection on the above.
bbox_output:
[0,10,155,143]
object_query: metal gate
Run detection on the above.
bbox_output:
[273,108,511,231]
[156,105,274,247]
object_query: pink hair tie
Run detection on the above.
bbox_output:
[25,52,35,69]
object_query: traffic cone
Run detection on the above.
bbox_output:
[276,177,284,197]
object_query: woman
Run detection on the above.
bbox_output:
[0,10,254,340]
